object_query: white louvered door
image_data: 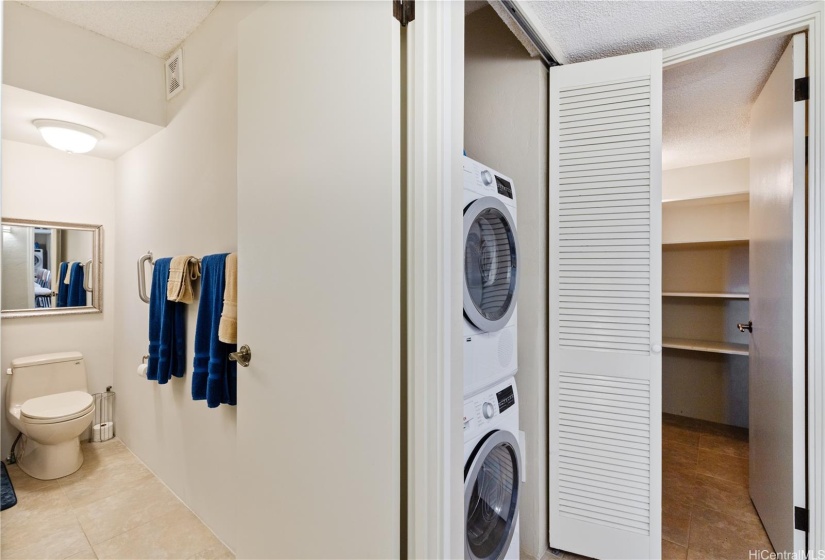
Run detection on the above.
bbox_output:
[548,50,662,560]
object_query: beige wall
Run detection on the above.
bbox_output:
[3,1,165,126]
[1,226,33,310]
[112,2,260,551]
[0,139,116,456]
[662,158,749,200]
[62,230,93,263]
[465,7,549,558]
[662,160,751,427]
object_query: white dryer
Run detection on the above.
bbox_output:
[463,377,521,560]
[463,156,519,397]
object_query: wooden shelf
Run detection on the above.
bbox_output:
[662,337,749,356]
[663,292,749,299]
[662,238,749,249]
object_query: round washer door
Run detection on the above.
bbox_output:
[464,429,521,560]
[463,197,519,333]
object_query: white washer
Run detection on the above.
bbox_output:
[463,156,519,397]
[463,377,521,560]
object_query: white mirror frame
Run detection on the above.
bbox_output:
[2,217,103,319]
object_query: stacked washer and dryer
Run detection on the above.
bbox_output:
[462,156,522,560]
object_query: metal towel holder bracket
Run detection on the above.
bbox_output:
[81,259,93,293]
[137,251,201,304]
[137,251,154,303]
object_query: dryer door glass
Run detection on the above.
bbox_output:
[465,430,521,560]
[464,197,519,333]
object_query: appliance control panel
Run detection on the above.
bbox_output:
[463,156,516,203]
[463,378,518,441]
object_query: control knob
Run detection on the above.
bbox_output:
[480,170,493,186]
[482,402,495,419]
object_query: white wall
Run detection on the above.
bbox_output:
[2,1,166,127]
[0,139,116,456]
[465,7,549,559]
[113,2,260,551]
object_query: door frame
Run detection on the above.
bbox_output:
[513,1,825,554]
[405,1,464,558]
[417,1,824,556]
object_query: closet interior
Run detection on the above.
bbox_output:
[659,32,797,557]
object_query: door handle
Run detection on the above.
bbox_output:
[229,344,252,367]
[737,321,753,333]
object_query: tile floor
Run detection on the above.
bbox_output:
[541,414,773,560]
[0,438,233,560]
[661,413,772,560]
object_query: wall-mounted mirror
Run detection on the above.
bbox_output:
[1,218,102,318]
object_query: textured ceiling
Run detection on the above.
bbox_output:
[520,0,810,169]
[663,34,789,170]
[525,1,812,64]
[16,0,219,58]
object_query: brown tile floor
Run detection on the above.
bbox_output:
[1,438,233,560]
[662,413,773,560]
[540,415,774,560]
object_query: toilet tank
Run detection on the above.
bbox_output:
[7,352,88,408]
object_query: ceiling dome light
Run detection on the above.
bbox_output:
[33,119,103,154]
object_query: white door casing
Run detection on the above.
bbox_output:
[235,2,400,558]
[749,32,807,555]
[548,49,663,559]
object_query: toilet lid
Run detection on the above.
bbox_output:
[21,391,94,422]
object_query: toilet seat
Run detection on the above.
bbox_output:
[21,391,94,424]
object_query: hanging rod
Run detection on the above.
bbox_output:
[137,251,202,304]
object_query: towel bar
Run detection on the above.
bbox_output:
[137,252,202,303]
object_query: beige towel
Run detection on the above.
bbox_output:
[64,261,79,285]
[219,253,237,344]
[167,256,201,304]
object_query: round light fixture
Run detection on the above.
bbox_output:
[33,119,103,154]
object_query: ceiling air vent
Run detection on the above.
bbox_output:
[166,49,184,100]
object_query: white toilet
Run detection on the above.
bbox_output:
[5,352,95,480]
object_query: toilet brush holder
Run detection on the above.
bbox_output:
[91,388,115,442]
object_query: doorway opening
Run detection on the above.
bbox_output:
[661,31,807,557]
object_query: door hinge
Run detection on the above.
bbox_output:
[795,77,809,101]
[795,506,809,531]
[393,0,414,26]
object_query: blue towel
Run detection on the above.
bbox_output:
[56,262,69,308]
[192,254,237,407]
[146,258,187,384]
[66,263,86,307]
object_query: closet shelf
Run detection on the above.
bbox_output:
[662,238,749,249]
[662,337,749,356]
[663,292,749,299]
[662,191,749,207]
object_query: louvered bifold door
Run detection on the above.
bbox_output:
[548,50,662,560]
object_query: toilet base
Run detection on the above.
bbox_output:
[17,435,84,480]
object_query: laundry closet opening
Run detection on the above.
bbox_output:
[463,4,549,560]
